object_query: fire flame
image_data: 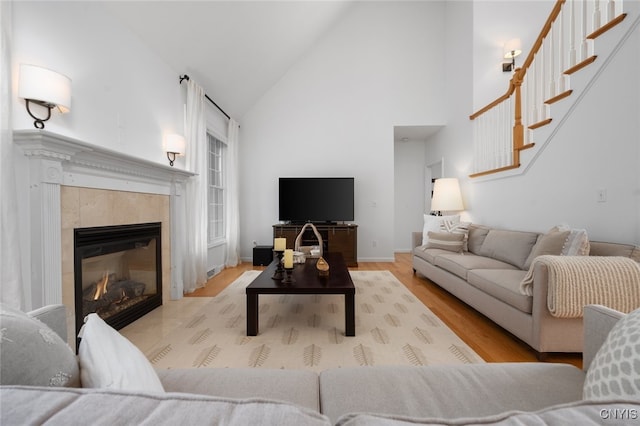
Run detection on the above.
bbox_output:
[93,272,109,300]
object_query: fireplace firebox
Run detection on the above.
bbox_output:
[74,222,162,342]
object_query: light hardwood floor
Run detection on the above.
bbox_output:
[189,253,582,368]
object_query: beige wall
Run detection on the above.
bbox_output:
[60,186,171,345]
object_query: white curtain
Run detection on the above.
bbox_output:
[0,2,24,309]
[225,119,240,267]
[182,79,208,293]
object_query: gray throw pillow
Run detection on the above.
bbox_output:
[583,307,640,400]
[523,229,571,270]
[0,303,80,387]
[479,229,539,270]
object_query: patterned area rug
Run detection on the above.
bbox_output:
[145,270,484,371]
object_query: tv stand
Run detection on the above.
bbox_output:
[273,223,358,267]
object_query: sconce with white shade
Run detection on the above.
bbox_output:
[18,64,71,129]
[431,178,464,215]
[164,134,185,167]
[502,38,522,72]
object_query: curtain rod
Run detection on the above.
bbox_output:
[179,74,231,120]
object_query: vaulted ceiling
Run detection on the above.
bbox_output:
[104,1,354,120]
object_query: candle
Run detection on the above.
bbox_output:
[274,238,286,252]
[283,249,294,269]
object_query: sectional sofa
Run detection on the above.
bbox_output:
[2,302,640,424]
[412,222,640,357]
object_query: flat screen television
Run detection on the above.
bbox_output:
[279,177,354,224]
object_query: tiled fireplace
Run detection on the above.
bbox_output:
[15,130,194,346]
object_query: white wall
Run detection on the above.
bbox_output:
[425,0,474,221]
[240,1,447,261]
[394,140,427,251]
[11,2,184,160]
[427,2,640,245]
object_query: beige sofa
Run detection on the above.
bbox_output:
[412,224,640,357]
[2,303,640,424]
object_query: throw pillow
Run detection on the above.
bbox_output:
[523,228,571,270]
[440,220,470,251]
[467,224,491,254]
[422,214,459,246]
[555,225,590,256]
[426,231,465,253]
[0,303,80,387]
[78,313,164,393]
[583,307,640,400]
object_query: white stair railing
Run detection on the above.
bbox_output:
[470,0,626,178]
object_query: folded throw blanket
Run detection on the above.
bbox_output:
[520,255,640,318]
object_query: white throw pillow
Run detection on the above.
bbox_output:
[78,313,164,393]
[555,225,590,256]
[422,214,459,246]
[583,307,640,400]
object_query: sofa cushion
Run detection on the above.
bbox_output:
[478,229,539,270]
[426,231,465,253]
[0,386,331,426]
[78,313,164,392]
[584,307,640,400]
[523,229,571,270]
[157,368,320,412]
[434,253,518,280]
[467,270,532,314]
[335,400,640,426]
[467,224,491,254]
[0,303,80,388]
[589,241,639,259]
[413,246,452,264]
[319,363,585,424]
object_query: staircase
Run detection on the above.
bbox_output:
[469,0,640,180]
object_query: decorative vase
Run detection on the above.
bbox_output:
[316,256,330,277]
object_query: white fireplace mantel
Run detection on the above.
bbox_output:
[14,130,195,194]
[14,130,196,309]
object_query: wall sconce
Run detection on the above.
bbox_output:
[431,178,464,215]
[164,134,185,166]
[502,39,522,72]
[18,64,71,129]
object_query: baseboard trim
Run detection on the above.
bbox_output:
[356,257,396,263]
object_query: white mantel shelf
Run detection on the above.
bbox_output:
[14,130,195,194]
[15,130,194,308]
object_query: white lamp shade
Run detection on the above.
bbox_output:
[164,134,186,155]
[431,178,464,211]
[503,39,522,59]
[18,64,71,113]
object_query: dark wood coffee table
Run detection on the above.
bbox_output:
[246,252,355,336]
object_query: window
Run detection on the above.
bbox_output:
[207,133,225,245]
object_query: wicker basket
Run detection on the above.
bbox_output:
[294,223,323,259]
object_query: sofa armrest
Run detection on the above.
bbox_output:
[28,304,67,342]
[412,231,423,249]
[582,304,624,371]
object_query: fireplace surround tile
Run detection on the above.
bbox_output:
[61,187,171,344]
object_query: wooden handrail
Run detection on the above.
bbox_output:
[469,76,516,120]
